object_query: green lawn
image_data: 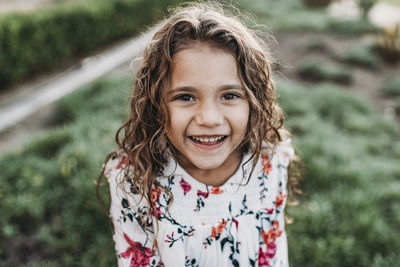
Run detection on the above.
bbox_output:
[1,73,399,266]
[277,79,400,266]
[0,76,131,266]
[1,0,399,266]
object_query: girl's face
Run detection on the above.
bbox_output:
[166,44,249,185]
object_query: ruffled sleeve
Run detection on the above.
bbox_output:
[259,139,294,267]
[272,138,294,266]
[105,152,163,267]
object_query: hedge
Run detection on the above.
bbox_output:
[0,0,186,89]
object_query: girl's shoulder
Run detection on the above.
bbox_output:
[261,138,295,166]
[104,150,130,179]
[104,150,149,209]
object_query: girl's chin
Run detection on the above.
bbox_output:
[181,157,225,171]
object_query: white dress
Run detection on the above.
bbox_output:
[105,140,294,267]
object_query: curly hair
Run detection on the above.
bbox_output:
[98,3,301,227]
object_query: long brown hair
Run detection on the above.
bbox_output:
[98,2,301,229]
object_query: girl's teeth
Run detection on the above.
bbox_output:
[192,136,224,142]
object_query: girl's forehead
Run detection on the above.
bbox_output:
[170,45,241,85]
[172,41,235,61]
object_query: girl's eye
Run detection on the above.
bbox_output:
[222,93,239,101]
[176,94,195,102]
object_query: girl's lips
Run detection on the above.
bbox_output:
[189,135,227,143]
[188,135,228,149]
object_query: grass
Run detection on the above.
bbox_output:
[0,72,399,266]
[382,74,400,96]
[297,56,353,84]
[0,0,399,265]
[337,45,381,69]
[0,75,131,266]
[235,0,379,34]
[276,79,400,266]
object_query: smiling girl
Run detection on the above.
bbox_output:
[101,3,298,267]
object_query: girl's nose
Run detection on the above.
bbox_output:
[195,101,223,127]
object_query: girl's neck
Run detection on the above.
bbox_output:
[176,150,243,187]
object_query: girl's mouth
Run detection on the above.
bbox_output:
[189,136,227,145]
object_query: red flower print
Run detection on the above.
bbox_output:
[272,220,279,232]
[210,187,224,194]
[258,247,271,267]
[150,187,161,205]
[261,154,272,175]
[153,206,161,218]
[197,190,209,198]
[232,218,239,230]
[266,208,274,214]
[211,218,227,239]
[121,233,153,267]
[180,178,192,195]
[116,156,129,169]
[266,242,277,258]
[275,192,287,208]
[261,221,282,246]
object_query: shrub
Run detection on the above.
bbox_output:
[359,0,377,18]
[0,75,130,266]
[301,0,332,8]
[297,56,352,84]
[0,0,187,89]
[277,79,400,266]
[303,38,330,52]
[326,19,379,35]
[337,45,381,69]
[382,75,400,96]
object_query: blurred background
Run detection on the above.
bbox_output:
[0,0,399,266]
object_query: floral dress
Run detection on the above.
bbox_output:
[105,139,294,267]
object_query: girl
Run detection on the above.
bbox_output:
[102,3,298,267]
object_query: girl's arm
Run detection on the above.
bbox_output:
[105,153,163,267]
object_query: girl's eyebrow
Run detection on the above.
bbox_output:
[169,84,245,95]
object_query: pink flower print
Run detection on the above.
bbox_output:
[266,208,274,214]
[197,190,209,198]
[116,156,129,169]
[266,242,277,258]
[121,233,153,267]
[232,218,239,230]
[258,247,271,267]
[154,206,161,219]
[180,178,192,195]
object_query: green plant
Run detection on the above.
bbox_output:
[326,18,379,35]
[358,0,377,17]
[0,76,130,266]
[0,0,188,89]
[301,0,332,8]
[382,74,400,96]
[303,38,329,52]
[276,78,400,266]
[297,57,352,84]
[337,45,381,69]
[394,97,400,114]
